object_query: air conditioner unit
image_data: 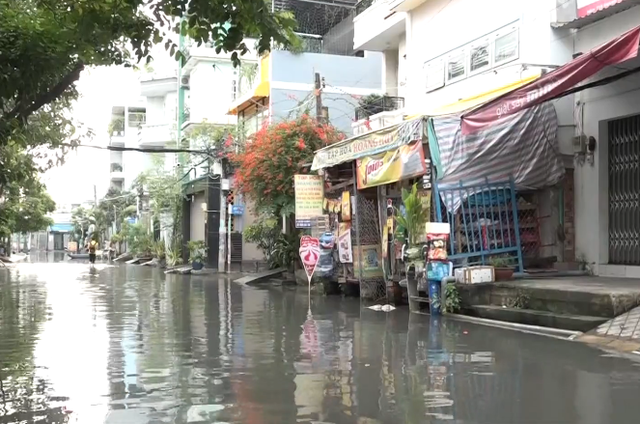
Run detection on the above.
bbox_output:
[180,76,190,88]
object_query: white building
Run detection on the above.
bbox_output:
[352,0,640,276]
[108,101,147,191]
[139,72,179,173]
[561,1,640,277]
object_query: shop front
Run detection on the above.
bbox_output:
[309,118,428,302]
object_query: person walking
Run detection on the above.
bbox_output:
[87,235,99,264]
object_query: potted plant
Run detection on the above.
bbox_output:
[188,240,207,270]
[489,255,514,281]
[395,184,430,304]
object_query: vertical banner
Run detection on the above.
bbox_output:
[295,175,324,228]
[341,191,351,221]
[338,223,353,263]
[299,235,321,284]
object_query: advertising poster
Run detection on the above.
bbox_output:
[341,191,351,221]
[356,141,427,189]
[353,245,383,278]
[338,223,353,264]
[295,174,324,228]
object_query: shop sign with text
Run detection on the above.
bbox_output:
[356,142,427,189]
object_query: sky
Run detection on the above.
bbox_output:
[42,46,176,208]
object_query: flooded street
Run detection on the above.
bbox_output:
[3,260,640,423]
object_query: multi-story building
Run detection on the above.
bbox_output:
[139,72,179,173]
[351,0,640,277]
[555,1,640,277]
[108,102,147,191]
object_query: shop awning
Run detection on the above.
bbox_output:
[227,80,270,115]
[311,117,424,171]
[461,25,640,135]
[49,223,73,233]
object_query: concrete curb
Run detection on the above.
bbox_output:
[233,268,285,285]
[445,312,581,340]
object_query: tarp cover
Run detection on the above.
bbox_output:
[432,102,564,211]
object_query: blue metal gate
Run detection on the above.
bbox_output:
[434,177,524,272]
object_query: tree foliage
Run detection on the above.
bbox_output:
[230,115,344,216]
[0,0,298,143]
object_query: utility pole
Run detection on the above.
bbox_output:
[94,185,98,207]
[314,72,323,123]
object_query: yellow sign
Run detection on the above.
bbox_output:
[294,174,324,228]
[356,141,427,189]
[311,118,423,170]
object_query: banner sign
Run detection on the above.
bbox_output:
[299,236,321,284]
[461,26,640,135]
[294,175,324,228]
[356,141,427,189]
[338,223,353,263]
[578,0,627,18]
[311,118,423,170]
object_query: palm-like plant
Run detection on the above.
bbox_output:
[394,183,429,248]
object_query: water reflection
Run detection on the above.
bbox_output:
[2,264,640,423]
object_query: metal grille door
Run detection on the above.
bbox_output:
[609,115,640,265]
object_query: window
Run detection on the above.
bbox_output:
[494,29,518,66]
[425,58,445,92]
[423,22,520,92]
[446,50,466,82]
[469,40,491,74]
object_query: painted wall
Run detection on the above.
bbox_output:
[270,50,383,91]
[406,0,573,115]
[268,50,384,135]
[571,6,640,276]
[270,88,360,135]
[189,61,237,125]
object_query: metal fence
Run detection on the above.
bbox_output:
[434,178,524,272]
[355,96,405,122]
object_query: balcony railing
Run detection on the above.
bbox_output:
[355,95,405,121]
[110,163,123,172]
[355,0,376,15]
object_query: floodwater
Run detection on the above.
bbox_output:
[3,258,640,423]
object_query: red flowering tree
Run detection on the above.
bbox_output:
[231,114,344,216]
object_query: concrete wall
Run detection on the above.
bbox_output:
[269,50,384,135]
[270,50,383,90]
[189,61,236,125]
[189,193,206,242]
[406,0,574,114]
[571,5,640,276]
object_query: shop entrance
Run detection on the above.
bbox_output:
[609,114,640,265]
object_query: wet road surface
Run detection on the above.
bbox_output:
[3,259,640,423]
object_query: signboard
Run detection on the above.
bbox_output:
[578,0,626,18]
[232,205,245,215]
[462,25,640,135]
[311,118,423,170]
[338,223,353,263]
[299,236,321,284]
[353,245,384,278]
[294,175,324,228]
[356,142,427,189]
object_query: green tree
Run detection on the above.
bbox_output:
[0,0,298,143]
[97,186,137,232]
[0,178,55,238]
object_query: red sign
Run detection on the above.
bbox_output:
[299,236,320,284]
[461,26,640,135]
[578,0,627,18]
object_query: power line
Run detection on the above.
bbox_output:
[64,143,211,155]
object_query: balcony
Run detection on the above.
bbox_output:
[551,0,640,29]
[140,75,177,97]
[110,162,124,180]
[138,123,177,148]
[352,95,405,136]
[353,0,406,51]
